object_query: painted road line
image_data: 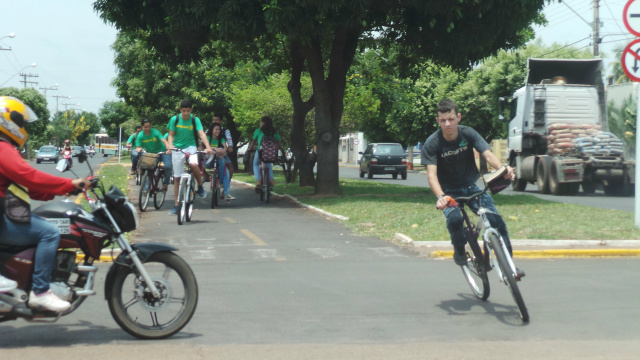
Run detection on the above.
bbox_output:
[431,249,640,259]
[224,217,237,223]
[241,229,267,246]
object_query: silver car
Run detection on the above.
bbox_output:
[36,146,60,164]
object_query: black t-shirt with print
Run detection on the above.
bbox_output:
[421,125,491,189]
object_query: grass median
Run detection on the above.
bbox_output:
[233,166,640,242]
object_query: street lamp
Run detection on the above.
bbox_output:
[0,63,36,88]
[0,32,15,51]
[52,95,71,114]
[62,102,80,111]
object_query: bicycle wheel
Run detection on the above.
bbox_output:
[139,172,151,212]
[154,172,167,210]
[488,233,529,322]
[185,178,195,222]
[461,239,490,300]
[266,182,271,203]
[177,179,186,225]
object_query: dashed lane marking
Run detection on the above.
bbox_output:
[241,229,267,246]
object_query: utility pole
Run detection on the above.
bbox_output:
[593,0,600,57]
[19,72,39,88]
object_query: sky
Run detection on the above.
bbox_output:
[0,0,634,117]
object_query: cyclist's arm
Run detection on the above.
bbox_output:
[160,137,171,153]
[427,164,449,210]
[198,129,213,153]
[167,130,175,151]
[481,149,514,179]
[224,129,233,153]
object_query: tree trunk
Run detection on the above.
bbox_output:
[303,26,360,195]
[288,41,316,187]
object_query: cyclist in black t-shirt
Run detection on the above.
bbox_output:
[421,99,516,266]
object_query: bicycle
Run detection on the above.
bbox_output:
[134,151,142,185]
[138,152,168,212]
[445,166,529,322]
[172,148,206,225]
[259,157,271,203]
[203,153,222,209]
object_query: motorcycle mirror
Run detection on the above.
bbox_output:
[56,158,69,173]
[78,149,88,163]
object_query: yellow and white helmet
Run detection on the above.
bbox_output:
[0,96,38,147]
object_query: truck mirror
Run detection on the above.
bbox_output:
[498,97,507,122]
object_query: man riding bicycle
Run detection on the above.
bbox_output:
[421,99,522,276]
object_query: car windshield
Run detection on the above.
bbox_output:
[375,144,404,156]
[39,147,56,152]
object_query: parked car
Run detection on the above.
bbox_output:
[36,146,60,164]
[359,143,407,179]
[71,145,83,157]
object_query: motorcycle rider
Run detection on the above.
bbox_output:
[63,139,73,167]
[0,96,90,311]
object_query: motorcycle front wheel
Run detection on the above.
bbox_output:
[107,252,199,339]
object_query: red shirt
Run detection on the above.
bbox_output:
[0,141,75,200]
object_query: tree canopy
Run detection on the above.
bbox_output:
[95,0,548,194]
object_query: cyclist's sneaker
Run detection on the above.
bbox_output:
[169,206,179,215]
[225,194,235,201]
[453,246,467,266]
[197,186,207,199]
[516,268,526,279]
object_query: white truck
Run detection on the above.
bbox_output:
[499,58,635,196]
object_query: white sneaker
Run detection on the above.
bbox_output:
[225,194,235,201]
[28,290,71,312]
[0,275,17,293]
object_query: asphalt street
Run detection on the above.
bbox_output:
[0,165,640,359]
[1,159,638,359]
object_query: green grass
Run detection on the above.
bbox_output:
[233,166,640,241]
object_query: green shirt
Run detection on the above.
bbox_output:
[127,133,139,144]
[252,128,281,148]
[207,136,226,149]
[167,115,203,148]
[135,128,166,153]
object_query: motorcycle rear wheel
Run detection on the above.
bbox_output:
[107,252,198,339]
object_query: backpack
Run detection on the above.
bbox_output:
[173,115,199,147]
[259,132,279,163]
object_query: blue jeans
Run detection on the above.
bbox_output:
[205,157,230,195]
[253,151,273,182]
[441,184,512,256]
[0,214,60,293]
[131,150,139,169]
[160,153,173,185]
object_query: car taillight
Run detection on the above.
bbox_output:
[402,158,407,165]
[371,157,378,164]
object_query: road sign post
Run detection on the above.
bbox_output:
[624,0,640,228]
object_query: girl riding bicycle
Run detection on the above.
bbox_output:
[205,123,234,201]
[135,118,172,191]
[248,116,281,192]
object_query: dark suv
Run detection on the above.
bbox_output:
[359,143,407,179]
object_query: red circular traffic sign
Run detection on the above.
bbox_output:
[353,138,359,145]
[623,0,640,37]
[621,39,640,82]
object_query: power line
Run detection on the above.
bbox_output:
[539,36,592,57]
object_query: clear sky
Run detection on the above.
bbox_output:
[1,0,118,115]
[0,0,633,118]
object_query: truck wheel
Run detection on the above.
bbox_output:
[511,178,527,192]
[536,157,550,194]
[549,160,564,195]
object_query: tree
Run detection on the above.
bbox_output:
[94,0,547,195]
[0,87,52,154]
[98,100,135,139]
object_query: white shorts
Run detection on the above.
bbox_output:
[171,146,199,178]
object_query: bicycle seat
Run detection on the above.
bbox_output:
[483,166,510,195]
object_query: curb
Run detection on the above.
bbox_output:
[398,235,640,258]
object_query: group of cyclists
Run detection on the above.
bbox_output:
[0,96,520,316]
[127,99,282,215]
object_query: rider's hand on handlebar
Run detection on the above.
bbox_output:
[72,177,91,191]
[504,165,515,180]
[436,195,457,210]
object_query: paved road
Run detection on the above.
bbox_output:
[1,173,638,359]
[339,165,636,212]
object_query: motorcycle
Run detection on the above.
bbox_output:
[0,150,198,339]
[62,149,73,168]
